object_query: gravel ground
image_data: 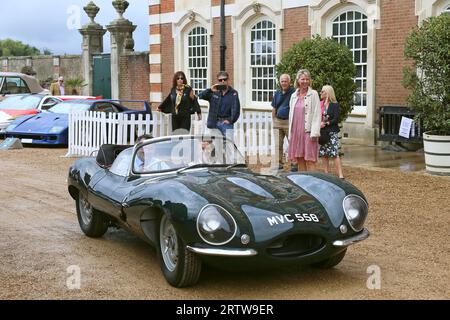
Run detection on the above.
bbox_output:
[0,147,449,299]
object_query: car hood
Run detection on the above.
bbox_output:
[175,169,348,227]
[178,169,305,206]
[149,169,354,242]
[8,112,68,133]
[0,109,39,123]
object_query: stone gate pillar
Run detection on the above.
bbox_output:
[106,0,137,99]
[79,1,106,96]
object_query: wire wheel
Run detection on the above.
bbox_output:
[160,215,179,272]
[79,193,93,226]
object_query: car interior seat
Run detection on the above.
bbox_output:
[6,82,20,94]
[96,144,132,168]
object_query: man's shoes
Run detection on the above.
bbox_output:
[290,164,298,172]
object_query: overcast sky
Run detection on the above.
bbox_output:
[0,0,149,55]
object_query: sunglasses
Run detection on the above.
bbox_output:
[177,77,185,80]
[218,78,228,82]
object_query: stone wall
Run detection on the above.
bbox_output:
[59,56,83,81]
[2,55,83,86]
[31,56,56,81]
[2,53,150,102]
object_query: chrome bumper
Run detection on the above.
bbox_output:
[333,229,370,247]
[187,246,258,257]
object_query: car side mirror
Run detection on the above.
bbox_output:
[42,102,57,110]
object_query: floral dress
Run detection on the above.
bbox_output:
[319,131,340,158]
[319,103,340,158]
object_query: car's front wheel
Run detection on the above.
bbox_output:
[158,214,202,287]
[76,192,109,238]
[311,249,347,268]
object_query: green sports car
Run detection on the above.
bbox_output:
[67,135,369,287]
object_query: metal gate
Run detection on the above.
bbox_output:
[93,54,111,99]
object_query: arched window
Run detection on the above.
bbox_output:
[249,20,276,103]
[187,26,208,95]
[444,5,450,13]
[332,11,368,112]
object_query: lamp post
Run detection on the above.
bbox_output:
[220,0,226,71]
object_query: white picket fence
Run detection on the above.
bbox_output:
[66,110,277,157]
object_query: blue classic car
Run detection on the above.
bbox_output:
[67,135,370,287]
[5,99,151,145]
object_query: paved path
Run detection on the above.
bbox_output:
[341,144,425,173]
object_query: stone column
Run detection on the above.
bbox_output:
[106,0,137,99]
[2,58,8,72]
[79,1,106,96]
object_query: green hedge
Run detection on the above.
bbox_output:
[276,36,357,123]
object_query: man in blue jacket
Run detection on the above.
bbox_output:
[272,74,296,171]
[198,71,241,137]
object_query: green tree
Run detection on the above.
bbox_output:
[276,36,357,123]
[0,39,41,57]
[21,66,36,76]
[403,14,450,135]
[65,77,87,95]
[42,48,53,55]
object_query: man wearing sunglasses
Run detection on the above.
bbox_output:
[50,76,65,96]
[198,71,241,137]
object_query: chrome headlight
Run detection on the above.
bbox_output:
[49,126,65,133]
[342,195,368,232]
[197,204,237,245]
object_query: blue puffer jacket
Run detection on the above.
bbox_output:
[198,87,241,129]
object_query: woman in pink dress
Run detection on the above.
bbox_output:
[287,69,322,172]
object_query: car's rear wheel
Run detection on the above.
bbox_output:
[76,193,109,238]
[311,249,347,268]
[158,214,202,287]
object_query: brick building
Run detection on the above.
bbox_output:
[148,0,450,144]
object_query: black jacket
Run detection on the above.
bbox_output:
[323,102,340,133]
[159,85,201,116]
[198,87,240,129]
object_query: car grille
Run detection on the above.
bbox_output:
[266,234,324,258]
[8,134,58,141]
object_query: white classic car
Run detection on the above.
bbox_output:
[0,72,49,101]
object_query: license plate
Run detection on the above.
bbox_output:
[21,139,33,144]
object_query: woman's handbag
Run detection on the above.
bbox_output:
[319,128,331,146]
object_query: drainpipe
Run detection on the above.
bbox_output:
[220,0,226,71]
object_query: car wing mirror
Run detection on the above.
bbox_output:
[42,102,57,110]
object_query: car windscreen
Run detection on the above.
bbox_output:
[0,95,42,110]
[133,136,246,174]
[48,102,92,114]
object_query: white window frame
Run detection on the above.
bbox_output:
[330,9,368,116]
[173,11,212,95]
[232,3,283,110]
[309,0,379,129]
[247,18,277,107]
[185,25,209,96]
[325,4,376,127]
[416,0,450,22]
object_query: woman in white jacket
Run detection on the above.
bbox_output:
[287,69,322,172]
